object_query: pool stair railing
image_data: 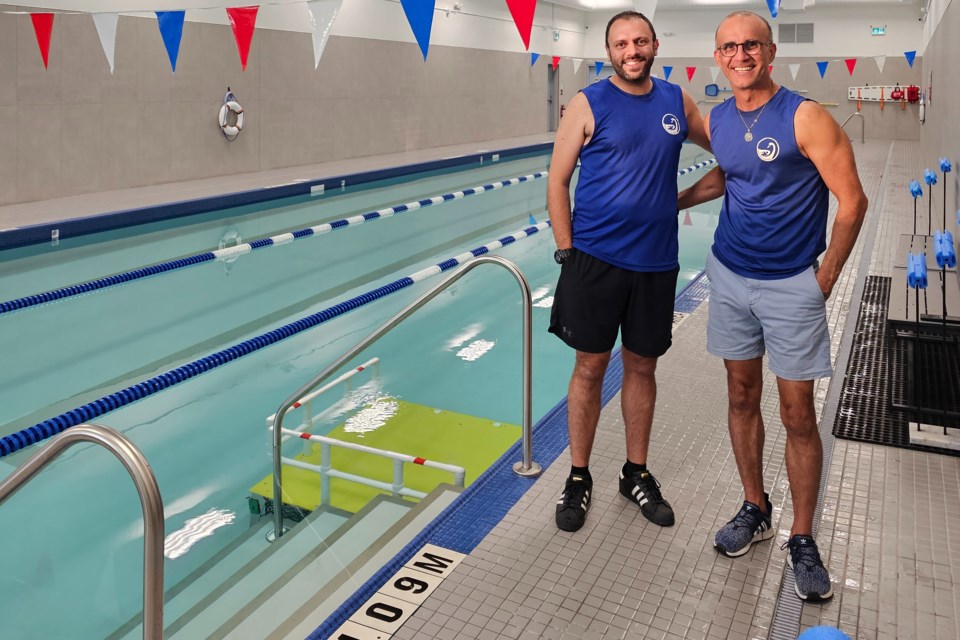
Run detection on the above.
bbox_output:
[269,254,542,543]
[109,483,462,639]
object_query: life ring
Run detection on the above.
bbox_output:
[219,98,244,141]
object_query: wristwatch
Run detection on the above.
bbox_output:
[554,248,573,264]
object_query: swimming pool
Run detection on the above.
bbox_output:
[0,146,720,638]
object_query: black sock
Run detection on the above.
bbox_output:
[623,460,647,475]
[570,466,592,482]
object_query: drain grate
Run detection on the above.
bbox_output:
[833,276,960,455]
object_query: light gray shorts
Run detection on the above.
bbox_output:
[705,250,833,381]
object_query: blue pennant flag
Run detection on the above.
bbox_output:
[663,65,672,81]
[595,61,604,76]
[530,52,540,66]
[816,61,828,78]
[399,0,435,61]
[156,11,185,72]
[904,50,916,68]
[765,0,781,18]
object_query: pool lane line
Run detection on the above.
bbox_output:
[0,171,549,317]
[0,221,552,458]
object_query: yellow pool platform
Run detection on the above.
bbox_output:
[250,399,521,514]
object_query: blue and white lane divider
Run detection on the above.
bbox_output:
[676,157,717,176]
[0,221,552,458]
[0,172,549,316]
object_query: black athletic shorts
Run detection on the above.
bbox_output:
[548,249,679,356]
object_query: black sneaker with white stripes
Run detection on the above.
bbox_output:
[619,468,674,527]
[555,474,592,532]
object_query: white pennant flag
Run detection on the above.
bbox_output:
[572,58,583,74]
[92,13,119,74]
[874,55,886,74]
[789,63,800,81]
[307,0,342,70]
[709,66,720,83]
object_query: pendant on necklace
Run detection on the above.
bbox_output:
[744,131,753,142]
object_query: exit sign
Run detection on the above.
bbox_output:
[871,26,886,35]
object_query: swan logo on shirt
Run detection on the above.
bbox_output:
[756,137,780,162]
[661,114,681,135]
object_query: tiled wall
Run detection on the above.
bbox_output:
[919,1,960,231]
[0,9,555,206]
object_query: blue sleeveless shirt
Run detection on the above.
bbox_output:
[710,87,829,279]
[572,78,688,271]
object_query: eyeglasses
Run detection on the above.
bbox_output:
[716,40,771,57]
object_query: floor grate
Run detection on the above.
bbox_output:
[833,276,960,455]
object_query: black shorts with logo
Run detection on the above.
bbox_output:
[548,249,679,356]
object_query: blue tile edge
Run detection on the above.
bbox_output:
[307,274,710,639]
[0,143,553,251]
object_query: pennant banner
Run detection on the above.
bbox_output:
[685,66,695,82]
[904,50,916,67]
[306,0,342,70]
[816,60,828,79]
[504,0,536,51]
[788,63,799,81]
[595,61,604,76]
[30,13,54,69]
[845,58,856,76]
[572,58,582,74]
[530,52,539,66]
[709,66,719,83]
[156,11,185,72]
[226,6,259,71]
[768,65,773,74]
[552,56,560,71]
[663,65,672,81]
[766,0,780,18]
[399,0,434,61]
[874,55,885,74]
[92,13,119,74]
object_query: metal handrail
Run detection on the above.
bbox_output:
[0,424,164,639]
[270,254,541,540]
[841,112,865,144]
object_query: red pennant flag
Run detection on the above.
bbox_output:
[685,66,696,82]
[768,65,773,73]
[552,56,560,71]
[226,6,259,71]
[845,58,857,75]
[683,211,693,226]
[504,0,537,50]
[30,13,54,69]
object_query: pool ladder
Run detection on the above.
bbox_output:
[0,424,164,639]
[269,254,542,541]
[841,112,865,143]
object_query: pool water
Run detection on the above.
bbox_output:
[0,147,720,639]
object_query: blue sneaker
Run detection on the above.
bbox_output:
[784,534,834,601]
[714,493,774,557]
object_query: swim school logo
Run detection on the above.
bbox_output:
[756,137,780,162]
[661,114,681,135]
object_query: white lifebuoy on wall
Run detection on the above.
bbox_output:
[219,91,244,141]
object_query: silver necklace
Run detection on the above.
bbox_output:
[736,100,769,142]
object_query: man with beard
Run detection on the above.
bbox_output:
[678,11,866,600]
[548,11,709,533]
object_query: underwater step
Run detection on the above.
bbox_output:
[252,398,519,513]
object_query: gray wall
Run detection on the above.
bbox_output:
[0,8,560,206]
[920,2,960,236]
